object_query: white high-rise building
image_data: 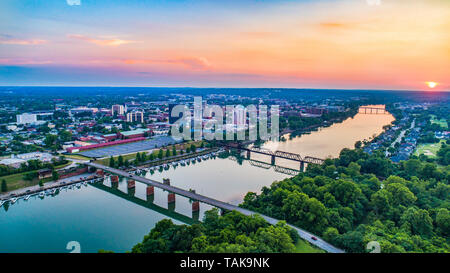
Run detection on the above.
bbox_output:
[112,105,125,115]
[126,111,144,123]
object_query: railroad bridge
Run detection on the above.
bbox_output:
[220,143,325,171]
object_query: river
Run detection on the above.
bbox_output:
[0,106,394,253]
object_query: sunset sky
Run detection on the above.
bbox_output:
[0,0,448,91]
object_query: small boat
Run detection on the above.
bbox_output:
[197,157,202,162]
[180,160,186,166]
[10,197,17,204]
[83,182,87,186]
[76,184,81,189]
[0,200,5,207]
[39,192,45,198]
[24,195,30,201]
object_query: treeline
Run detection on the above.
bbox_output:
[241,147,449,253]
[131,209,300,253]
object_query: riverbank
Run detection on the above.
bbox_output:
[0,173,102,202]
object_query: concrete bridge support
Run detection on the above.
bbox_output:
[127,179,135,189]
[168,193,176,211]
[271,155,276,165]
[110,175,119,183]
[168,193,176,203]
[146,185,154,196]
[246,150,251,159]
[300,162,305,172]
[192,201,200,212]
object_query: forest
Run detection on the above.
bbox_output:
[133,142,449,253]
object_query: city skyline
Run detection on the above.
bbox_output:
[0,0,449,91]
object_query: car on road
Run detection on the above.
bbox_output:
[311,236,318,241]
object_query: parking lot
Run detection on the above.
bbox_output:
[77,136,181,158]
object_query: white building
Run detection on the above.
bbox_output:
[112,105,126,115]
[0,158,26,168]
[126,111,144,123]
[16,113,37,124]
[15,152,53,162]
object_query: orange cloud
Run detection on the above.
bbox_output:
[68,34,134,46]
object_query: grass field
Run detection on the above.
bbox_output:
[430,115,448,129]
[414,140,445,158]
[0,162,71,192]
[295,240,325,253]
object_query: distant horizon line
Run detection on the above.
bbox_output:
[0,85,448,93]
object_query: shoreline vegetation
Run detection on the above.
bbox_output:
[129,141,449,253]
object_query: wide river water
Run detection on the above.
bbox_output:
[0,106,394,253]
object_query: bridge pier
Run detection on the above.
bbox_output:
[110,175,119,183]
[271,155,276,165]
[168,193,175,203]
[110,175,119,188]
[300,162,305,172]
[127,179,135,189]
[168,193,176,211]
[146,185,154,196]
[192,200,200,212]
[246,150,251,159]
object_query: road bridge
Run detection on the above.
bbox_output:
[84,162,344,253]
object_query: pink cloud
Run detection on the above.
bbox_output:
[68,34,134,46]
[122,57,211,70]
[0,37,47,45]
[0,58,53,65]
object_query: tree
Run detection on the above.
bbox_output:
[172,146,177,156]
[44,134,58,147]
[436,208,450,236]
[190,144,196,153]
[52,170,59,181]
[400,207,433,236]
[165,149,171,158]
[158,149,164,159]
[39,179,44,187]
[109,156,115,167]
[1,179,7,192]
[58,130,73,142]
[136,152,142,162]
[117,155,124,166]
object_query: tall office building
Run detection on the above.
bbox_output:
[126,111,144,123]
[112,105,125,115]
